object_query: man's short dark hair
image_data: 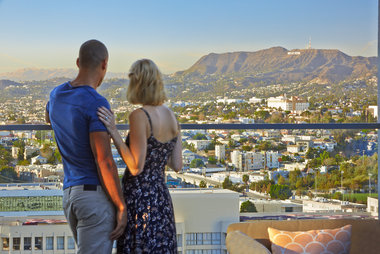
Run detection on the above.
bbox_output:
[78,40,108,70]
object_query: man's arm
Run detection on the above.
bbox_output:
[45,102,50,123]
[45,110,50,124]
[90,131,127,240]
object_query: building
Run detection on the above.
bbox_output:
[31,155,48,165]
[23,146,39,160]
[171,189,239,254]
[267,95,309,113]
[284,162,307,172]
[11,147,20,159]
[216,98,246,104]
[230,150,241,170]
[248,173,265,183]
[248,97,262,104]
[238,117,255,124]
[0,188,239,254]
[367,105,378,119]
[265,151,280,169]
[231,151,265,171]
[0,216,76,253]
[287,145,300,154]
[215,145,225,161]
[303,200,366,213]
[16,164,64,180]
[186,140,211,151]
[231,151,279,171]
[367,197,378,217]
[241,198,303,213]
[286,141,311,154]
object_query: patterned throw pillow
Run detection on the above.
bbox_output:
[268,225,352,254]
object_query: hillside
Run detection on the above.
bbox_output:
[0,68,126,82]
[176,47,377,84]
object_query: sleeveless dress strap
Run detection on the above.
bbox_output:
[139,108,153,136]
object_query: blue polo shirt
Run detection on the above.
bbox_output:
[47,82,110,189]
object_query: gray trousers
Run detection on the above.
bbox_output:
[63,185,115,254]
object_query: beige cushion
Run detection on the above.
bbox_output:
[226,230,272,254]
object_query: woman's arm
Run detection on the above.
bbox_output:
[97,107,147,176]
[167,120,183,172]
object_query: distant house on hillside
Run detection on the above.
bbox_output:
[31,155,48,165]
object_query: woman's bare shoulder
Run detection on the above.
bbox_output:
[129,108,148,124]
[162,105,177,119]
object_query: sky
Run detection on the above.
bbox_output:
[0,0,377,74]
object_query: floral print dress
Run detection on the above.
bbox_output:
[117,108,178,254]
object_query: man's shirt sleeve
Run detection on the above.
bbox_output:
[87,97,111,132]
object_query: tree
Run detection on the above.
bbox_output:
[54,149,62,163]
[13,140,26,161]
[266,112,285,123]
[17,160,30,166]
[199,180,207,188]
[190,159,204,168]
[332,192,343,200]
[0,145,12,166]
[242,145,252,152]
[269,184,292,200]
[242,174,249,186]
[193,133,207,140]
[222,176,233,189]
[240,200,257,212]
[277,175,286,185]
[208,156,217,165]
[254,110,270,120]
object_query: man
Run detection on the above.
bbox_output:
[46,40,127,254]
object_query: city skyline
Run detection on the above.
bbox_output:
[0,0,377,74]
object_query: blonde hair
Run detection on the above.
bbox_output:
[127,59,167,105]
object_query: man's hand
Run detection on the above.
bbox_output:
[97,106,117,136]
[110,207,127,240]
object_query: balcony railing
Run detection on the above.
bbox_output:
[1,123,379,219]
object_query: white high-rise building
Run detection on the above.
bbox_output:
[267,95,309,113]
[231,150,241,170]
[230,151,265,171]
[265,151,280,169]
[215,145,226,161]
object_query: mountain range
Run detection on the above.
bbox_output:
[176,47,377,84]
[0,68,126,82]
[0,47,377,87]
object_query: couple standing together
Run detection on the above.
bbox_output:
[46,40,182,254]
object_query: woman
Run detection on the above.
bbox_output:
[97,59,182,253]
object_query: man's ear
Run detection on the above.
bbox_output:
[76,58,80,68]
[102,58,108,71]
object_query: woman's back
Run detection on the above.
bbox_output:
[140,105,179,143]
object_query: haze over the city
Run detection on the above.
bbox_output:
[0,0,377,74]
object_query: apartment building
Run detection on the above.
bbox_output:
[267,95,309,113]
[231,150,279,171]
[0,188,239,254]
[215,145,225,161]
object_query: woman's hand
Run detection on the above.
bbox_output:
[97,106,118,135]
